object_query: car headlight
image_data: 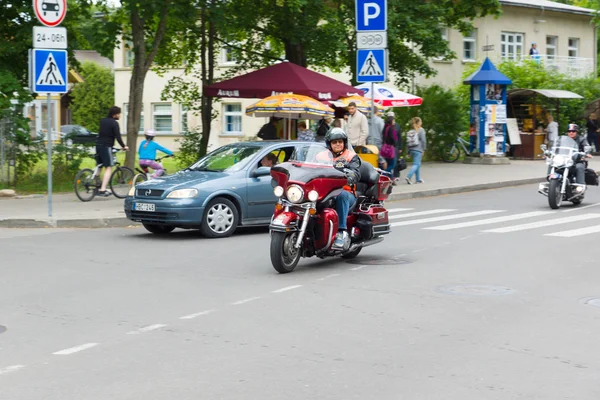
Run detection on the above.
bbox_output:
[167,188,198,198]
[286,185,304,203]
[308,190,319,202]
[274,186,284,197]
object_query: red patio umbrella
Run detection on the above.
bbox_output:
[203,61,362,101]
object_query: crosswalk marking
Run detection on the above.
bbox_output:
[387,208,415,213]
[391,210,504,227]
[545,225,600,237]
[424,211,553,231]
[389,209,456,220]
[482,213,600,233]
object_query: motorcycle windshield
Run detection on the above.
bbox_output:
[271,143,346,183]
[552,136,578,155]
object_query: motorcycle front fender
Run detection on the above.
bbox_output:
[269,211,300,233]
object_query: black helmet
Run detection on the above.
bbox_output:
[325,127,348,152]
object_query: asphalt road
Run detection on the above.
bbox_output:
[2,183,600,399]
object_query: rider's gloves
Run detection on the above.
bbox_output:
[345,172,356,186]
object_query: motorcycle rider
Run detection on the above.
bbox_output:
[321,128,362,250]
[561,124,592,185]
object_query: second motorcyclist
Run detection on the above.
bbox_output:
[320,128,362,250]
[550,124,593,185]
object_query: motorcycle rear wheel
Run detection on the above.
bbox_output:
[341,246,362,259]
[548,179,562,209]
[270,231,301,274]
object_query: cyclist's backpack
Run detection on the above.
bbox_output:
[407,129,420,147]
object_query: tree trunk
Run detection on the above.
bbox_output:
[199,6,216,157]
[284,40,307,67]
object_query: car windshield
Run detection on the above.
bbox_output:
[552,136,578,155]
[189,143,263,172]
[289,143,335,166]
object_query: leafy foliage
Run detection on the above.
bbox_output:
[70,62,114,133]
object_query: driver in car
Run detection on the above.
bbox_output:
[261,153,279,168]
[321,128,362,250]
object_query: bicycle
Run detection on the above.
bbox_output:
[73,148,134,202]
[131,154,174,187]
[440,133,476,163]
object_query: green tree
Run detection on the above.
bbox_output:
[70,62,115,133]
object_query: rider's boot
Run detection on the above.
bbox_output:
[332,230,349,250]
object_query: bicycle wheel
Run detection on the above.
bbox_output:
[132,173,148,187]
[110,166,134,199]
[74,168,98,202]
[441,144,461,163]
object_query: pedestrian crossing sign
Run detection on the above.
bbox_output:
[29,49,68,94]
[357,49,386,83]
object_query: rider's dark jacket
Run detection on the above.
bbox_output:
[332,149,361,191]
[573,134,591,161]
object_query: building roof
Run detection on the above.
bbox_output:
[73,50,114,71]
[463,57,512,85]
[500,0,594,16]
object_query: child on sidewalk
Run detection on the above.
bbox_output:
[138,130,174,178]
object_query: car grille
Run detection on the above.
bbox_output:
[129,211,177,223]
[136,189,165,198]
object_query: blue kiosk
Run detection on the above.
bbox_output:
[463,58,512,164]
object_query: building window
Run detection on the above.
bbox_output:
[568,38,579,58]
[124,40,135,67]
[546,36,558,59]
[463,29,477,61]
[221,46,237,65]
[501,32,524,60]
[124,103,144,133]
[180,105,189,133]
[152,103,173,133]
[223,103,242,134]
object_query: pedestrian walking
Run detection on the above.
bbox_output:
[405,117,426,184]
[297,121,315,141]
[346,102,368,146]
[387,111,404,182]
[380,115,398,175]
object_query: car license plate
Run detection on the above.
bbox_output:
[134,202,155,212]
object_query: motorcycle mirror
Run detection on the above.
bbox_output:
[540,144,547,151]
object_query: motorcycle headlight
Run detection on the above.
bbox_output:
[566,158,574,167]
[286,185,304,203]
[274,186,284,197]
[166,188,198,198]
[308,190,319,202]
[552,155,566,166]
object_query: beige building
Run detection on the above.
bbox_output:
[113,0,597,152]
[417,0,597,88]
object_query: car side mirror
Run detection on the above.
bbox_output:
[540,144,547,151]
[252,166,271,177]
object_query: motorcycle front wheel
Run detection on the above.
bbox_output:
[270,231,301,274]
[548,179,563,209]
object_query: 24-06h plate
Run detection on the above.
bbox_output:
[134,203,155,212]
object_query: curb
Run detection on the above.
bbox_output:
[0,217,140,229]
[388,177,544,201]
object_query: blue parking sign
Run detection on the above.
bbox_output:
[30,49,68,94]
[357,49,386,82]
[355,0,387,32]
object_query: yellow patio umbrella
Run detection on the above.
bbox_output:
[330,95,385,114]
[245,93,335,119]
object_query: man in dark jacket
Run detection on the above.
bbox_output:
[586,113,599,152]
[566,123,593,184]
[257,117,279,140]
[96,106,128,196]
[387,111,403,181]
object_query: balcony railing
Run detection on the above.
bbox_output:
[497,54,595,79]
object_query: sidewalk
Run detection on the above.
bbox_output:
[1,159,598,228]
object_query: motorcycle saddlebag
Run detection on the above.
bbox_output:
[585,168,599,186]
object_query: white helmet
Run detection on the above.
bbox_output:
[145,129,156,137]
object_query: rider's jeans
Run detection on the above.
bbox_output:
[547,162,585,184]
[139,159,164,178]
[336,190,356,230]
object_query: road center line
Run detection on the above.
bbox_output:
[0,365,25,376]
[349,265,367,271]
[180,309,216,320]
[232,297,262,305]
[126,324,167,335]
[53,343,99,355]
[317,273,341,281]
[272,285,303,293]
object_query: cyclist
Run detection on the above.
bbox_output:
[138,129,174,178]
[96,106,128,197]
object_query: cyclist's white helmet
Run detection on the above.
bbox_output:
[145,129,156,137]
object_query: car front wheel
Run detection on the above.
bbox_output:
[199,197,239,238]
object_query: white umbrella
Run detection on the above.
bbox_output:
[355,83,423,108]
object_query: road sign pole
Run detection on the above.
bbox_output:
[46,93,52,217]
[370,82,375,121]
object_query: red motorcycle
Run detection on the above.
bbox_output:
[269,144,393,273]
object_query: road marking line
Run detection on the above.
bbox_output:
[562,202,600,213]
[412,248,426,253]
[53,343,98,355]
[545,224,600,237]
[317,273,341,281]
[483,213,600,233]
[389,209,456,220]
[424,211,553,230]
[180,309,216,320]
[0,365,25,375]
[272,285,303,293]
[459,236,471,240]
[391,210,504,227]
[387,208,415,213]
[232,297,262,305]
[349,265,367,271]
[126,324,167,335]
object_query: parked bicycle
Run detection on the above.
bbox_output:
[131,154,174,186]
[73,148,134,201]
[440,133,475,163]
